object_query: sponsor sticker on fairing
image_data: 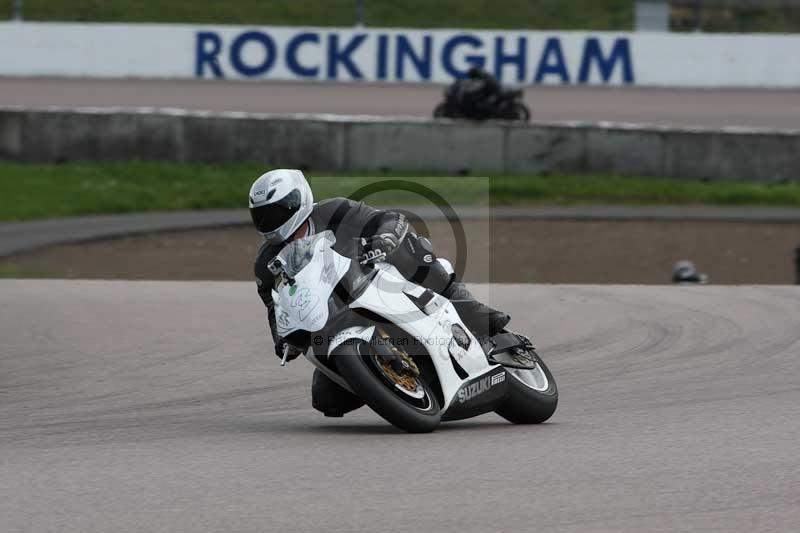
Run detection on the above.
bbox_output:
[457,371,505,403]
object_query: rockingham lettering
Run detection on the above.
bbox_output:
[8,23,800,87]
[194,29,634,85]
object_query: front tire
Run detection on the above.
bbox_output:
[494,355,557,424]
[334,341,441,433]
[511,102,531,122]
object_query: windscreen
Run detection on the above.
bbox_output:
[276,230,337,279]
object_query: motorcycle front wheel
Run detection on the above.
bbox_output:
[334,341,441,433]
[511,102,531,122]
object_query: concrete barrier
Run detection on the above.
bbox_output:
[1,106,798,182]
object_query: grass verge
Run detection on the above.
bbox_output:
[0,0,633,30]
[0,264,54,278]
[3,1,799,33]
[2,161,800,222]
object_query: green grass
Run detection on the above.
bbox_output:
[2,161,800,222]
[0,0,633,30]
[0,264,53,278]
[4,0,799,32]
[671,4,800,33]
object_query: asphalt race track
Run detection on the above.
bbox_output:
[2,280,799,532]
[2,78,800,129]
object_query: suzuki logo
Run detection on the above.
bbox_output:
[457,372,505,403]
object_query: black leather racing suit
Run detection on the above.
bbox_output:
[253,197,510,416]
[462,69,502,113]
[254,197,452,355]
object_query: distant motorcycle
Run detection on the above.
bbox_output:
[270,231,557,433]
[433,80,531,121]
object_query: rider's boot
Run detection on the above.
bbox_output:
[311,369,364,417]
[442,281,510,338]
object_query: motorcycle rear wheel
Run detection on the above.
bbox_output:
[433,103,448,118]
[334,341,441,433]
[494,353,557,424]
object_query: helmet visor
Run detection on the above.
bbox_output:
[250,189,302,234]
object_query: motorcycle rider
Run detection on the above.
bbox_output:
[250,169,511,416]
[462,65,503,114]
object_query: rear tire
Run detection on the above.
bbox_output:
[494,355,557,424]
[433,103,451,118]
[334,341,441,433]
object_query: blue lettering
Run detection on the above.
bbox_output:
[285,32,319,78]
[376,34,389,80]
[578,37,634,84]
[395,35,432,80]
[230,31,276,78]
[534,37,570,84]
[195,31,224,79]
[441,34,485,79]
[494,36,527,83]
[327,34,367,80]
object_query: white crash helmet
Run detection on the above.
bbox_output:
[248,169,313,245]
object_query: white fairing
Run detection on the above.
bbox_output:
[271,232,351,337]
[271,234,499,414]
[327,325,376,356]
[349,263,498,411]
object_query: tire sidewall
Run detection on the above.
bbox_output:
[433,103,449,118]
[495,358,558,424]
[513,102,531,122]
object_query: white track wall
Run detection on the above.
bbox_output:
[1,22,799,87]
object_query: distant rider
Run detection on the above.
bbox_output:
[249,169,510,415]
[461,65,503,113]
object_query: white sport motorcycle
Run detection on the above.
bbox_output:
[269,230,558,433]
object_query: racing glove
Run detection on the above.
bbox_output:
[368,232,402,257]
[367,213,409,259]
[275,341,305,362]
